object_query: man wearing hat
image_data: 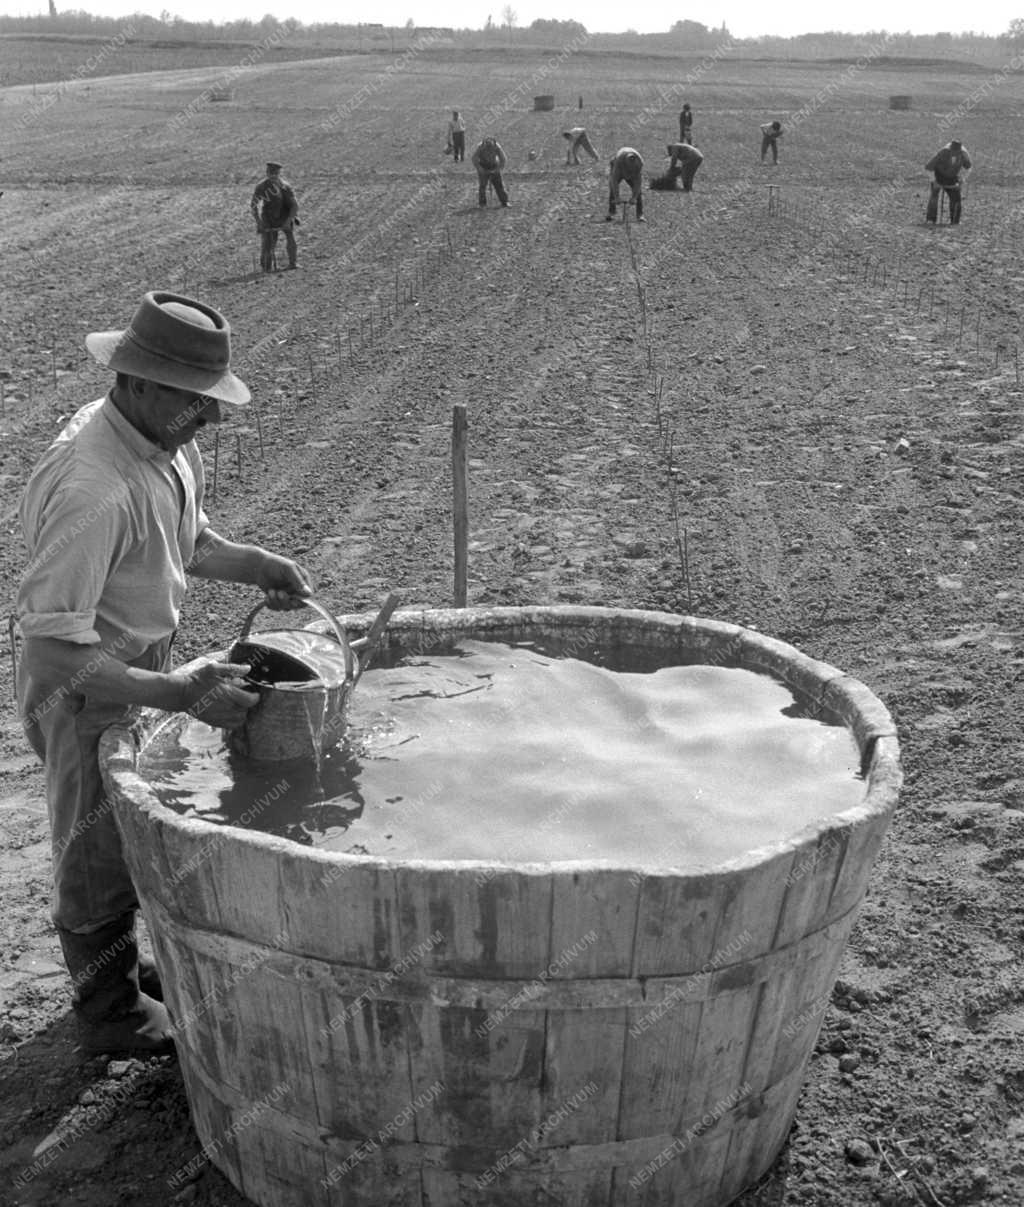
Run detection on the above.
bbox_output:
[16,292,312,1054]
[250,160,299,271]
[925,138,971,224]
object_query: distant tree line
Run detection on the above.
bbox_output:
[0,9,1020,60]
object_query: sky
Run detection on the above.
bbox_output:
[0,0,1018,38]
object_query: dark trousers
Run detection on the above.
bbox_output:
[260,221,297,270]
[679,159,701,191]
[927,181,962,224]
[452,131,465,161]
[608,172,643,219]
[761,134,778,163]
[477,167,508,206]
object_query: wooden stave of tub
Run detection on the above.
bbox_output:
[101,606,902,1207]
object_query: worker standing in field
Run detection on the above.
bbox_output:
[760,120,783,164]
[15,290,312,1054]
[679,102,693,144]
[607,147,645,222]
[472,136,510,207]
[562,127,600,164]
[666,141,704,191]
[925,138,971,224]
[447,110,466,161]
[250,161,299,271]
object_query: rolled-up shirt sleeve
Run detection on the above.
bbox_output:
[18,484,133,645]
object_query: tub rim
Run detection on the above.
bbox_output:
[101,604,902,879]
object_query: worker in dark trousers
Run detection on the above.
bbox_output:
[925,139,971,224]
[666,142,704,191]
[679,103,693,144]
[607,147,645,221]
[250,161,299,271]
[471,137,509,207]
[760,120,783,164]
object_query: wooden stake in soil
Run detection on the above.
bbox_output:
[252,398,266,461]
[452,404,469,608]
[235,432,243,477]
[50,349,58,389]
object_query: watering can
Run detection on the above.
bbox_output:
[226,594,398,762]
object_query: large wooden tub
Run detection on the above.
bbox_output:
[102,606,901,1207]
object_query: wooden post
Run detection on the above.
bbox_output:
[252,398,266,461]
[50,349,58,389]
[235,432,243,477]
[452,404,468,607]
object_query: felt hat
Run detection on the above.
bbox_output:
[266,161,283,173]
[85,291,250,406]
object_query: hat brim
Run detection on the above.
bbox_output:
[86,330,250,406]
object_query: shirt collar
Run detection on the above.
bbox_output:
[100,391,174,464]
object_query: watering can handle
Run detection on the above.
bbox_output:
[235,598,356,683]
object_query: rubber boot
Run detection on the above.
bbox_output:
[57,913,175,1055]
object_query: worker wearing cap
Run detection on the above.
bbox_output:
[250,160,299,271]
[925,138,971,224]
[16,291,312,1054]
[666,141,704,191]
[562,127,599,165]
[607,147,645,222]
[471,137,510,207]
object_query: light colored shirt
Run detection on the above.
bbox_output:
[610,147,644,183]
[18,394,209,659]
[448,116,466,135]
[667,142,704,165]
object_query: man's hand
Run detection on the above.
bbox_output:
[258,553,313,611]
[176,662,259,730]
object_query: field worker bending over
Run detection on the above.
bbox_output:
[925,138,971,225]
[563,127,599,164]
[760,120,783,164]
[250,160,299,271]
[666,141,704,191]
[15,291,312,1054]
[607,147,645,222]
[472,136,510,207]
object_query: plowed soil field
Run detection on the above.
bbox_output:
[1,42,1023,1207]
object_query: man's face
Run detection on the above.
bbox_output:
[137,380,222,452]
